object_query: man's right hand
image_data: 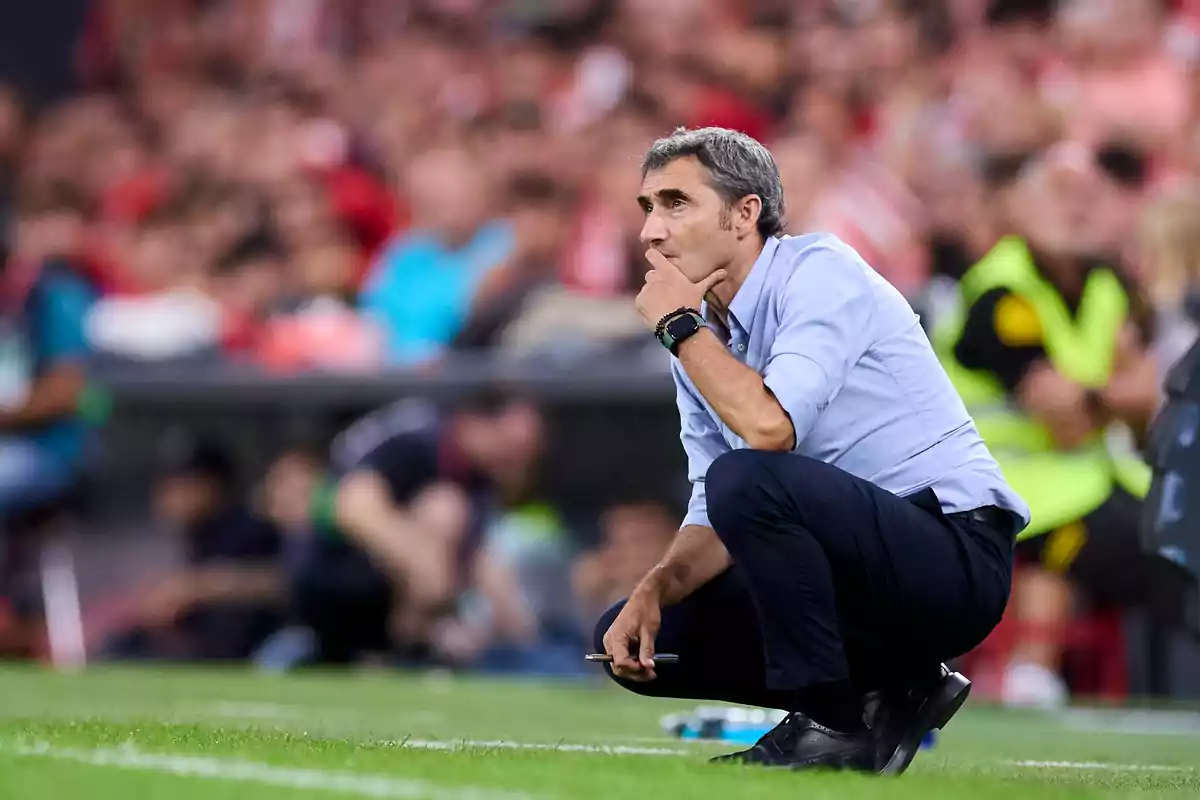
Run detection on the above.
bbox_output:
[602,587,663,682]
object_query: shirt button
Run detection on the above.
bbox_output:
[736,344,746,353]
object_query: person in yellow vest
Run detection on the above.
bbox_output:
[935,143,1182,707]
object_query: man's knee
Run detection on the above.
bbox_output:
[706,449,799,536]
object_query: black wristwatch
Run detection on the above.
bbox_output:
[656,309,706,355]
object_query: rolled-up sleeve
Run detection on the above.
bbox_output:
[672,359,728,530]
[762,247,875,448]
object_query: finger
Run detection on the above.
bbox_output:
[638,628,657,670]
[645,248,679,274]
[698,269,728,295]
[613,636,640,673]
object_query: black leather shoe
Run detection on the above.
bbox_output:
[866,664,971,775]
[710,713,876,772]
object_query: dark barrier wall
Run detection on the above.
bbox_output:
[89,353,692,540]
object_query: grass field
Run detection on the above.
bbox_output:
[1,665,1198,799]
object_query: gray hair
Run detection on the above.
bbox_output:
[641,127,785,239]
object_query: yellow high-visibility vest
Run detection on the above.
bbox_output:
[932,236,1151,540]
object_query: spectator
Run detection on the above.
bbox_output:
[571,500,677,632]
[257,235,385,373]
[937,144,1191,707]
[360,146,514,365]
[102,436,286,662]
[85,200,224,362]
[285,391,543,666]
[1135,186,1200,382]
[260,445,323,536]
[0,84,25,267]
[433,501,582,676]
[1050,0,1190,150]
[208,229,287,356]
[453,172,577,351]
[0,182,97,514]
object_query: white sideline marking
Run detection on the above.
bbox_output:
[393,739,692,757]
[9,741,534,800]
[1009,760,1195,773]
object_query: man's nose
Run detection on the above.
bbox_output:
[639,212,666,247]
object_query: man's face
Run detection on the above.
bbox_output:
[1008,152,1105,258]
[459,403,543,490]
[407,148,489,247]
[155,474,220,528]
[512,202,568,265]
[15,209,84,263]
[637,156,740,283]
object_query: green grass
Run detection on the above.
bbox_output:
[0,664,1197,799]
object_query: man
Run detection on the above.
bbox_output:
[452,171,577,352]
[0,182,97,515]
[102,437,286,661]
[360,146,513,365]
[935,144,1193,706]
[594,127,1029,774]
[290,391,542,665]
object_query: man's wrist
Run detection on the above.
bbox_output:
[653,307,692,339]
[633,568,670,604]
[655,308,705,355]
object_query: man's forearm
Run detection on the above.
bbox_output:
[0,367,85,431]
[676,330,794,451]
[336,474,437,583]
[636,524,730,606]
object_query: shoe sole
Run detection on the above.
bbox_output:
[880,671,971,776]
[709,754,873,773]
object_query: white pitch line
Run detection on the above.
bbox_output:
[8,741,534,800]
[1009,760,1196,773]
[391,739,692,757]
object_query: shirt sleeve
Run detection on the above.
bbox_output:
[672,359,729,530]
[762,246,876,448]
[953,287,1047,394]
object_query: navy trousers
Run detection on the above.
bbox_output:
[595,449,1014,706]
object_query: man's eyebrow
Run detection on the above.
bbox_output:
[637,188,694,207]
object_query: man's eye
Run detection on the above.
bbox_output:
[671,199,686,209]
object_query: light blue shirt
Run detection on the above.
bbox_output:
[360,221,514,364]
[675,233,1030,533]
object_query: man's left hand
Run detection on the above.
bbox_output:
[634,249,727,329]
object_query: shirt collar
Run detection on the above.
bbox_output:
[725,236,780,334]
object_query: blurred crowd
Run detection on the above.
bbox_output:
[3,0,1200,689]
[1,0,1197,371]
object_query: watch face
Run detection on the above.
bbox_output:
[666,314,699,339]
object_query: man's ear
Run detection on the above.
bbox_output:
[735,195,762,240]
